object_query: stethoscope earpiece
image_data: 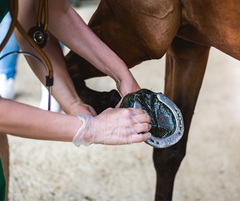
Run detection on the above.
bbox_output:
[28,26,48,48]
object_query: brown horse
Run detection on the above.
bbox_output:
[65,0,240,200]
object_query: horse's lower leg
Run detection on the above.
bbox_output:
[66,53,121,114]
[0,134,9,201]
[154,37,210,200]
[153,110,194,200]
[153,140,186,200]
[69,75,121,114]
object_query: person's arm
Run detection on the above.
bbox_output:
[15,0,96,116]
[0,97,151,144]
[8,1,151,145]
[0,97,81,141]
[43,0,141,98]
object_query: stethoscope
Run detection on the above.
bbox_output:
[28,0,49,49]
[0,0,53,111]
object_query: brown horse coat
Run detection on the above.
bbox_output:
[65,0,240,200]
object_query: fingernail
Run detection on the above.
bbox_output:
[146,132,151,138]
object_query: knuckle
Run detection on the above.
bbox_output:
[147,115,151,123]
[142,113,151,122]
[128,118,135,125]
[122,108,132,116]
[144,123,151,131]
[144,113,151,122]
[127,119,139,127]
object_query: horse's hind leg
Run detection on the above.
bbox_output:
[153,37,210,200]
[0,133,9,201]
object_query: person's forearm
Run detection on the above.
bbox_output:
[16,32,82,114]
[0,98,81,141]
[46,1,140,96]
[15,0,92,115]
[0,97,151,145]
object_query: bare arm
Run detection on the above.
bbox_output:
[6,0,151,144]
[45,0,141,97]
[0,97,80,141]
[15,0,96,115]
[0,97,151,144]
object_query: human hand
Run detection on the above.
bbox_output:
[68,100,97,116]
[73,108,151,146]
[115,78,141,108]
[116,78,141,97]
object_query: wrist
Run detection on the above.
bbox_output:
[73,114,94,146]
[67,99,85,115]
[66,99,97,116]
[116,78,141,97]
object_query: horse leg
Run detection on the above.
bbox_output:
[65,52,121,114]
[153,37,210,200]
[0,134,9,201]
[73,79,121,114]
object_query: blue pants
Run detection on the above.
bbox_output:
[0,12,20,79]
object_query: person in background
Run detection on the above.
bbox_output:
[0,12,19,100]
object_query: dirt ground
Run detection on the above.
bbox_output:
[6,3,240,201]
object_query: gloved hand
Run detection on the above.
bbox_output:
[73,108,151,146]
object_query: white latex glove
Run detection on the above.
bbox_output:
[73,108,151,146]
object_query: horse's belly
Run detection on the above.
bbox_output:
[179,0,240,60]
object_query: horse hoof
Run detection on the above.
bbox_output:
[120,89,184,148]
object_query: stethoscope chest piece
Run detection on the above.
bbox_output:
[120,89,184,148]
[28,26,48,48]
